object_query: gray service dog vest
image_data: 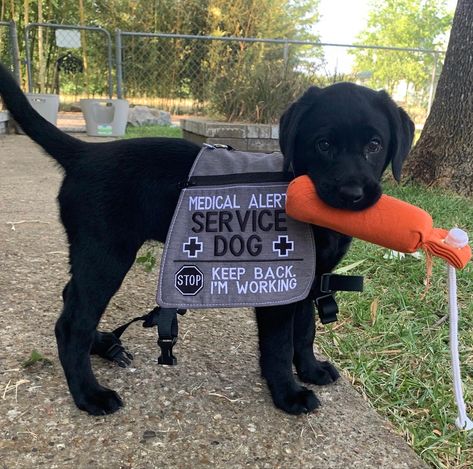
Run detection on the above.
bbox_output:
[157,144,316,308]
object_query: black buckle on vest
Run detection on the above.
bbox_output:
[157,337,178,366]
[315,294,339,324]
[314,274,364,324]
[156,308,186,366]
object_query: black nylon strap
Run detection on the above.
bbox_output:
[312,274,364,324]
[112,306,162,338]
[112,306,185,334]
[320,273,364,293]
[111,306,185,366]
[156,308,179,341]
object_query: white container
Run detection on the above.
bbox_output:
[80,99,129,137]
[25,93,60,126]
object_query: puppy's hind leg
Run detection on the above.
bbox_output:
[55,243,136,415]
[293,297,340,385]
[62,279,133,368]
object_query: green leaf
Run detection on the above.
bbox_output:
[22,349,52,368]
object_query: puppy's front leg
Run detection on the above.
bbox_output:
[255,303,320,414]
[293,297,340,385]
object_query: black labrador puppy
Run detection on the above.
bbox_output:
[0,64,414,416]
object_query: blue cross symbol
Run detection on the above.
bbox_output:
[183,236,203,258]
[272,235,294,257]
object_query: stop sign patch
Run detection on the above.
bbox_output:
[175,265,204,296]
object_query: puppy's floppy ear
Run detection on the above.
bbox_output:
[378,90,415,182]
[279,86,321,172]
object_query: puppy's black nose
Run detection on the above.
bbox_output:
[339,185,364,204]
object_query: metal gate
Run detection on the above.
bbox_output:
[25,23,113,101]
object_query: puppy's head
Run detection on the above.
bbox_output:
[279,83,415,211]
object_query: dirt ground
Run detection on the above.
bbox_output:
[0,134,427,468]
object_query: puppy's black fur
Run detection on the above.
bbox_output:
[0,64,414,416]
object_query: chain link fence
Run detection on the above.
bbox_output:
[117,32,327,123]
[4,21,444,125]
[0,21,20,75]
[25,23,113,103]
[116,31,443,124]
[0,21,20,110]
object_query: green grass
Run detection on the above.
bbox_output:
[318,182,473,468]
[22,349,52,368]
[124,124,182,139]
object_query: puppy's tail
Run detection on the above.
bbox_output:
[0,62,86,169]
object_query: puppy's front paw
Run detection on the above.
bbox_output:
[75,386,123,415]
[271,385,320,415]
[297,359,340,385]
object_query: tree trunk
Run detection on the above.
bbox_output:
[24,0,29,23]
[79,0,88,70]
[23,0,29,89]
[406,0,473,196]
[79,0,89,91]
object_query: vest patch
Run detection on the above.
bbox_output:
[157,145,315,308]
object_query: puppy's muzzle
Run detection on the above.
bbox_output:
[339,184,364,204]
[315,179,382,212]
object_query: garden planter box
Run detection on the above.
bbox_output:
[181,118,280,153]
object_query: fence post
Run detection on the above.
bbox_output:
[9,21,21,83]
[24,24,34,92]
[115,29,123,99]
[283,38,289,67]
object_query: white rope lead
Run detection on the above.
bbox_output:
[445,228,473,430]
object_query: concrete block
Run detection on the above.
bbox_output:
[182,130,206,147]
[181,119,207,135]
[259,125,272,139]
[247,138,280,153]
[246,124,272,139]
[205,123,247,139]
[246,124,259,139]
[182,118,279,153]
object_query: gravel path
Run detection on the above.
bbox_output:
[0,134,427,468]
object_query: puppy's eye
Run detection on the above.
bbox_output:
[317,139,331,152]
[366,138,382,154]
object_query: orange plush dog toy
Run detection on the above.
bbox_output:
[285,175,471,269]
[286,174,473,430]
